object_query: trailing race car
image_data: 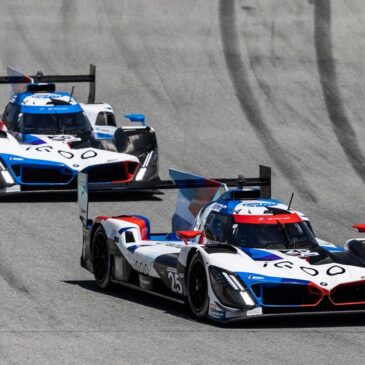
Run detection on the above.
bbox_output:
[0,65,158,193]
[78,166,365,322]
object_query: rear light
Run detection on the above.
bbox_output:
[126,161,139,180]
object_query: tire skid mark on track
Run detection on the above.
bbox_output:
[219,0,317,202]
[100,0,175,112]
[312,0,365,182]
[0,261,31,295]
[0,261,63,327]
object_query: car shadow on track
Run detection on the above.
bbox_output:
[63,279,196,322]
[64,280,365,329]
[0,191,163,203]
[222,313,365,329]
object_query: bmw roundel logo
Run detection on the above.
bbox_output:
[320,282,328,287]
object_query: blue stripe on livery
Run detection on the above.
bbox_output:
[95,132,114,140]
[132,215,151,239]
[0,153,76,185]
[127,244,154,252]
[21,104,82,114]
[21,134,46,145]
[118,227,135,235]
[241,247,282,261]
[322,245,345,252]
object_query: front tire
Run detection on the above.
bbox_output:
[187,252,209,318]
[92,226,112,289]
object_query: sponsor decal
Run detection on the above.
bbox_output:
[327,265,346,276]
[240,202,278,207]
[29,93,66,99]
[248,275,265,280]
[58,150,74,159]
[81,150,97,159]
[281,249,319,257]
[36,145,53,152]
[300,267,319,276]
[209,303,226,319]
[274,261,294,269]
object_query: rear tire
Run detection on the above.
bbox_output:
[92,226,112,289]
[186,252,209,318]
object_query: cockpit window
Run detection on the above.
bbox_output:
[204,212,318,249]
[204,212,229,242]
[95,112,116,127]
[2,103,20,129]
[17,112,93,135]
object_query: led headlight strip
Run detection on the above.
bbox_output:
[0,158,15,186]
[209,266,256,309]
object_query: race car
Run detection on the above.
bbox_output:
[78,166,365,322]
[0,65,158,193]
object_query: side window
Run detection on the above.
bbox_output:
[95,112,116,127]
[125,231,135,243]
[2,103,20,131]
[105,112,116,126]
[204,212,229,243]
[95,112,106,126]
[304,220,315,235]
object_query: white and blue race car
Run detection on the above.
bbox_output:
[0,65,158,193]
[78,166,365,322]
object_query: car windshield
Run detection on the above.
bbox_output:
[204,212,318,249]
[18,112,93,135]
[229,221,318,249]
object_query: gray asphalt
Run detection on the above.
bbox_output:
[1,0,365,364]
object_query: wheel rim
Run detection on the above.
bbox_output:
[188,259,208,312]
[93,233,108,281]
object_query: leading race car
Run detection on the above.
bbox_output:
[78,166,365,322]
[0,65,158,193]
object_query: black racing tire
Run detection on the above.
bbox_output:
[186,252,209,318]
[92,226,112,289]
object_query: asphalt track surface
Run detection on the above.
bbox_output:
[1,0,365,364]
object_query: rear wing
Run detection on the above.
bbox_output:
[78,165,271,227]
[0,64,96,103]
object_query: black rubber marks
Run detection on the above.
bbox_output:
[219,0,317,202]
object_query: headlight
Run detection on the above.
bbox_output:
[0,158,15,185]
[209,266,256,309]
[0,159,5,171]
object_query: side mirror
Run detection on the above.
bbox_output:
[124,113,146,127]
[352,224,365,232]
[177,230,202,245]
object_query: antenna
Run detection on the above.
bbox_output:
[288,192,295,210]
[35,70,44,82]
[69,86,74,102]
[237,174,246,189]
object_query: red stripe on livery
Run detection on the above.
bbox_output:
[233,213,302,224]
[114,216,149,240]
